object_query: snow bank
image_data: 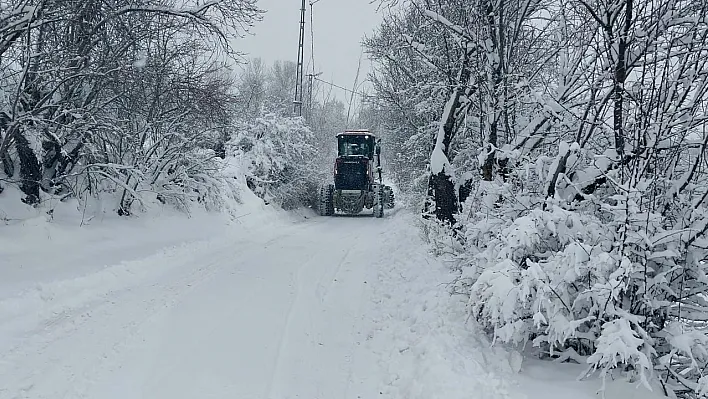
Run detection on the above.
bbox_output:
[1,175,281,289]
[0,169,301,335]
[518,359,664,399]
[367,214,522,398]
[370,212,667,399]
[0,159,312,292]
[0,178,322,380]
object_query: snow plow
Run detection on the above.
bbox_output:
[318,130,394,217]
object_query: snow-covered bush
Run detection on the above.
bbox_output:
[229,114,322,209]
[459,140,708,396]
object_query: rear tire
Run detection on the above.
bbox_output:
[383,185,395,209]
[373,186,384,218]
[318,184,334,216]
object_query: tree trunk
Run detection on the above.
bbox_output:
[481,0,504,183]
[613,0,631,161]
[482,119,498,181]
[429,171,457,225]
[14,130,42,205]
[424,45,474,224]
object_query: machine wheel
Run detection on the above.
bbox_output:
[318,184,334,216]
[383,185,395,209]
[373,186,384,218]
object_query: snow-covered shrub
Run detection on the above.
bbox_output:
[55,118,238,217]
[228,114,321,209]
[458,138,708,396]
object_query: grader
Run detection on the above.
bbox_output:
[318,130,394,217]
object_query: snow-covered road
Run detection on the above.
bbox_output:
[1,205,657,399]
[0,210,421,399]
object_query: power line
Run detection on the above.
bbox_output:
[303,0,379,110]
[312,77,362,96]
[312,76,377,99]
[311,76,395,111]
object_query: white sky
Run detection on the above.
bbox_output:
[234,0,385,103]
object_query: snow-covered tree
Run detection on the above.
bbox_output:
[364,5,457,201]
[367,0,559,222]
[229,114,320,209]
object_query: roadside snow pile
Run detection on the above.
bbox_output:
[365,212,523,399]
[517,358,664,399]
[368,212,667,399]
[0,170,305,302]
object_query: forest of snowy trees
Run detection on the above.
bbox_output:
[0,0,374,215]
[365,0,708,397]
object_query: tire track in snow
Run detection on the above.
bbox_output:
[264,230,357,399]
[264,220,377,399]
[0,240,241,399]
[315,247,351,304]
[340,242,378,399]
[0,217,325,363]
[264,247,314,399]
[4,211,407,399]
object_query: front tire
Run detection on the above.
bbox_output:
[318,184,334,216]
[373,186,384,218]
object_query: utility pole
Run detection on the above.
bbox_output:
[293,0,306,117]
[305,72,322,121]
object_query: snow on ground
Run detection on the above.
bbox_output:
[0,184,306,300]
[0,188,667,399]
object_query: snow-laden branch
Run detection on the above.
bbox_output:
[422,9,476,43]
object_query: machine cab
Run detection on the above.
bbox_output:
[337,130,376,159]
[334,130,377,191]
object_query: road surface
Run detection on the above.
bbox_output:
[0,210,414,399]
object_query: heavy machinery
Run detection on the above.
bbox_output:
[318,130,394,217]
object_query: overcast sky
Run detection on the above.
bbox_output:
[234,0,385,103]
